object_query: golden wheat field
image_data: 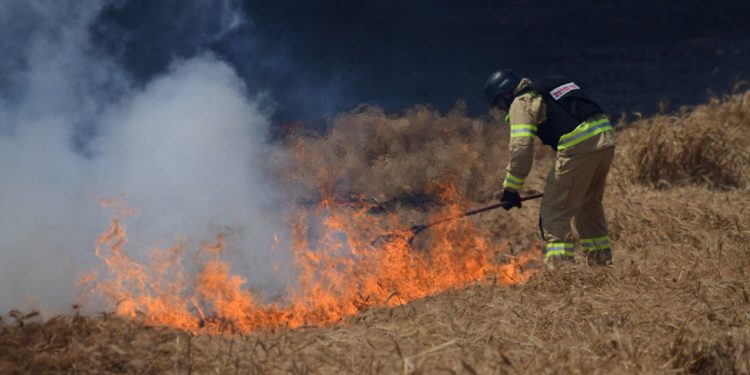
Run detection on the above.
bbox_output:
[2,90,750,374]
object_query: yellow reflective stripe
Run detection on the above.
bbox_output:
[504,113,510,122]
[510,124,538,138]
[545,242,574,258]
[580,239,597,252]
[581,236,610,252]
[558,118,613,150]
[503,179,522,190]
[503,173,525,190]
[594,235,611,250]
[545,249,566,257]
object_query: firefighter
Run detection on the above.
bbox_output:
[483,69,616,267]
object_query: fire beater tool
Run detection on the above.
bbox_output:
[370,193,544,247]
[406,192,544,244]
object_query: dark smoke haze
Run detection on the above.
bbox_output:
[91,0,750,125]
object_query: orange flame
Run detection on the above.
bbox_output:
[85,187,540,334]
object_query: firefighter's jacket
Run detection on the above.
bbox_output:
[502,78,616,192]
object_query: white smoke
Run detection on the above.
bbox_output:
[0,0,291,314]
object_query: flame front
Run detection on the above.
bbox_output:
[86,187,540,334]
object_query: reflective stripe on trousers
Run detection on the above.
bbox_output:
[545,242,574,259]
[581,235,610,253]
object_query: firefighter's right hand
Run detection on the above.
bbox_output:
[501,189,522,210]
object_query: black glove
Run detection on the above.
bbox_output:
[501,189,522,210]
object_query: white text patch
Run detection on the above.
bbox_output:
[550,82,580,100]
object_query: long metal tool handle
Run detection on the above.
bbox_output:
[409,193,544,238]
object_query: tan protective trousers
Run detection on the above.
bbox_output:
[540,146,615,261]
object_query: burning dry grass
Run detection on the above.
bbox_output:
[3,207,748,374]
[83,186,537,335]
[2,91,750,373]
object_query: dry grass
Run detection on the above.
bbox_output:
[2,91,750,374]
[617,90,750,190]
[272,102,554,204]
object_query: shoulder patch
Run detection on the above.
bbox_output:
[549,82,580,100]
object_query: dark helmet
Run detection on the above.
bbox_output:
[483,69,521,110]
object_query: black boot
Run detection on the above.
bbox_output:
[586,249,613,266]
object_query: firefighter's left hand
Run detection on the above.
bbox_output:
[501,189,522,210]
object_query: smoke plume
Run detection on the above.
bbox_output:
[0,0,289,314]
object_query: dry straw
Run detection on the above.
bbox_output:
[618,89,750,190]
[3,92,749,373]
